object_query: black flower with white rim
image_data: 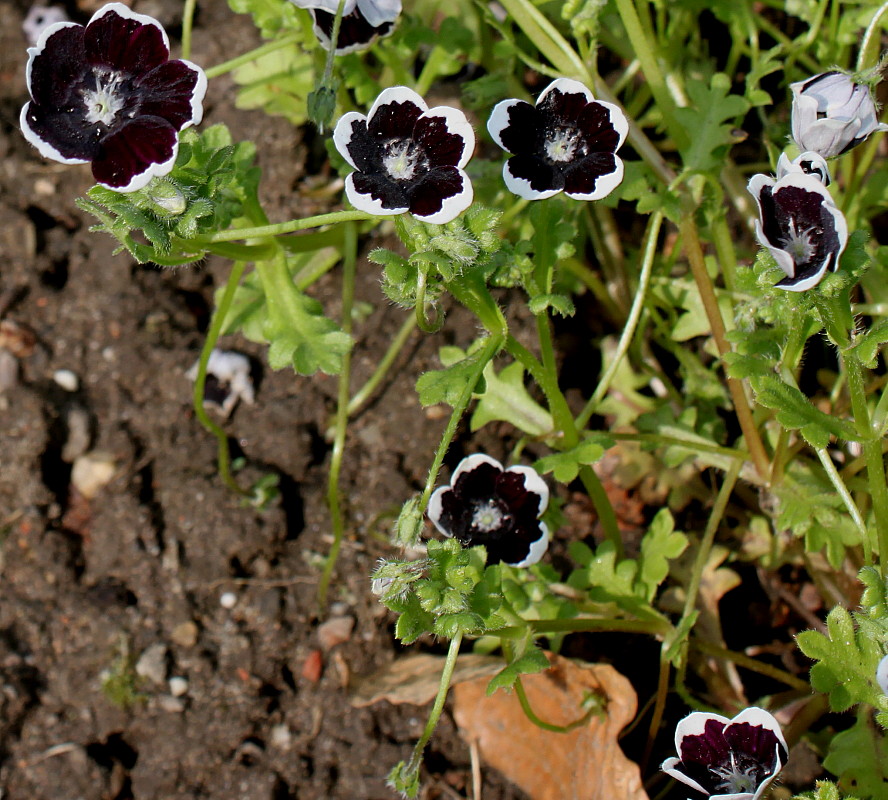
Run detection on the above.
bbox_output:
[427,454,549,568]
[487,78,628,201]
[747,171,847,292]
[661,707,788,800]
[20,2,206,192]
[791,71,888,159]
[333,86,475,224]
[289,0,401,54]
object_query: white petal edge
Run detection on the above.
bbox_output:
[25,21,82,100]
[660,757,711,796]
[502,160,561,201]
[427,486,452,537]
[423,106,476,169]
[103,140,180,193]
[506,521,549,568]
[88,2,171,56]
[487,99,528,152]
[288,0,358,13]
[450,453,504,487]
[565,156,624,202]
[357,0,402,26]
[343,172,407,217]
[755,220,797,279]
[20,102,90,165]
[536,77,595,108]
[412,168,473,225]
[594,99,630,150]
[333,111,368,169]
[507,465,549,514]
[673,710,730,753]
[727,707,788,754]
[180,59,208,128]
[367,86,428,127]
[877,654,888,695]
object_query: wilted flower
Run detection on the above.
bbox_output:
[20,3,206,192]
[776,150,830,185]
[427,454,549,567]
[661,707,788,799]
[289,0,400,54]
[791,71,888,159]
[747,171,847,292]
[333,86,475,224]
[487,78,628,201]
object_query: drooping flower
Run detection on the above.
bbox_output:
[288,0,401,54]
[776,150,831,185]
[747,171,847,292]
[427,454,549,567]
[333,86,475,224]
[20,3,206,192]
[487,78,628,201]
[791,71,888,159]
[661,707,788,800]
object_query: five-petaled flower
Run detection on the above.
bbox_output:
[20,3,206,193]
[427,454,549,567]
[791,71,888,159]
[289,0,401,54]
[661,707,788,800]
[333,86,475,224]
[747,170,847,292]
[487,78,628,201]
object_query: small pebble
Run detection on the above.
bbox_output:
[170,621,199,648]
[61,406,92,463]
[301,649,323,683]
[317,615,355,652]
[71,451,116,498]
[269,724,292,750]
[158,695,185,713]
[219,591,237,609]
[135,643,168,685]
[0,350,19,392]
[53,369,79,392]
[168,676,189,697]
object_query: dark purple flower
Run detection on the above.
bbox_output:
[20,3,206,192]
[747,171,847,292]
[661,707,788,799]
[487,78,628,201]
[333,86,475,224]
[290,0,401,54]
[427,454,549,567]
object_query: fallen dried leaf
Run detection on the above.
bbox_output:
[351,653,502,707]
[452,653,648,800]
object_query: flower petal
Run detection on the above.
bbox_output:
[488,518,548,567]
[84,3,170,73]
[564,153,624,201]
[289,0,358,12]
[503,520,549,568]
[20,101,94,164]
[451,454,504,492]
[503,155,563,200]
[427,486,453,537]
[91,115,178,192]
[346,171,409,216]
[310,8,394,54]
[367,86,427,139]
[724,707,788,763]
[333,112,368,170]
[356,0,402,27]
[417,106,475,170]
[134,59,206,129]
[25,21,85,108]
[660,756,711,796]
[507,465,549,514]
[407,167,473,224]
[487,99,537,154]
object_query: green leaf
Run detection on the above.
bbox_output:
[470,360,553,436]
[232,45,314,125]
[534,436,611,483]
[823,713,888,797]
[638,510,688,602]
[850,318,888,369]
[675,73,750,174]
[227,0,302,38]
[528,293,576,317]
[486,646,550,694]
[415,344,489,407]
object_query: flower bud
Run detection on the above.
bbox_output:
[791,71,888,158]
[308,85,338,133]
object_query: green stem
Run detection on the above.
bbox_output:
[323,0,348,84]
[415,45,452,96]
[857,0,888,72]
[419,334,504,511]
[608,432,748,464]
[347,315,417,417]
[318,222,358,609]
[194,210,374,244]
[577,212,662,429]
[845,350,888,572]
[815,447,870,563]
[523,617,672,637]
[192,261,250,497]
[513,676,599,733]
[181,0,197,60]
[690,639,810,691]
[403,631,463,777]
[204,33,303,80]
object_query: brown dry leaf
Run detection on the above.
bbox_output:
[350,653,502,707]
[452,653,648,800]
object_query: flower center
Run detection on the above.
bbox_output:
[471,500,506,533]
[383,139,424,181]
[83,72,126,127]
[780,217,820,262]
[710,752,759,795]
[545,128,580,163]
